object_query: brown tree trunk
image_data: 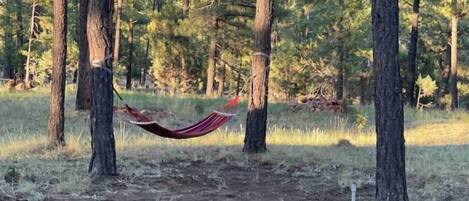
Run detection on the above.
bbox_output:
[180,50,189,93]
[244,0,274,154]
[236,70,242,95]
[449,1,458,109]
[142,0,158,86]
[24,1,36,83]
[3,32,15,79]
[76,0,91,110]
[15,0,25,73]
[87,0,116,176]
[336,42,345,101]
[47,0,67,148]
[113,0,122,64]
[205,16,218,97]
[406,0,420,107]
[437,54,450,109]
[126,18,134,90]
[218,62,226,97]
[372,0,409,200]
[182,0,189,17]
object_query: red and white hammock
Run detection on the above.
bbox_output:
[123,96,239,139]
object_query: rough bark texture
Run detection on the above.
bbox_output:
[88,0,117,176]
[449,1,458,109]
[406,0,419,106]
[47,0,67,147]
[243,0,274,154]
[142,0,158,86]
[76,0,91,110]
[126,18,134,90]
[372,0,409,200]
[205,16,218,97]
[113,0,122,64]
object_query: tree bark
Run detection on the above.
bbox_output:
[437,53,450,109]
[126,18,134,90]
[205,16,218,97]
[336,42,344,101]
[244,0,274,154]
[24,1,36,83]
[218,61,226,97]
[180,50,189,93]
[87,0,116,176]
[182,0,189,17]
[113,0,122,64]
[449,0,458,109]
[15,0,25,73]
[76,0,91,110]
[47,0,67,148]
[3,32,15,79]
[406,0,420,107]
[372,0,409,200]
[142,0,158,86]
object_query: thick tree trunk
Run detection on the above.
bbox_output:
[113,0,122,64]
[126,19,134,90]
[24,1,36,83]
[205,16,218,97]
[87,0,116,176]
[449,2,458,109]
[244,0,274,154]
[218,62,226,97]
[371,0,409,200]
[406,0,419,106]
[47,0,67,148]
[76,0,91,110]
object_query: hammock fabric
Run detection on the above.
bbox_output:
[123,96,239,139]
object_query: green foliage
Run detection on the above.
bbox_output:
[416,75,437,97]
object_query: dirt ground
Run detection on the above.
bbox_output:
[30,159,374,201]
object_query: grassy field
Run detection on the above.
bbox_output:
[0,86,468,201]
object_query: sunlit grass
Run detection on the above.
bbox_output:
[0,87,468,200]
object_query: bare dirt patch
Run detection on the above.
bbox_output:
[40,159,374,201]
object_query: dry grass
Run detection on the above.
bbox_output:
[0,87,468,200]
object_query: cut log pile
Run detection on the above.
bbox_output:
[289,95,343,112]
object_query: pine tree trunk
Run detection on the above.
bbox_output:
[87,0,116,176]
[449,1,458,109]
[76,0,91,110]
[126,18,134,90]
[47,0,67,148]
[336,42,344,101]
[182,0,189,17]
[113,0,122,64]
[15,0,25,73]
[244,0,274,154]
[437,54,450,109]
[218,62,226,97]
[24,1,36,83]
[372,0,409,200]
[3,32,15,79]
[406,0,419,107]
[142,0,158,86]
[180,50,189,93]
[205,16,218,97]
